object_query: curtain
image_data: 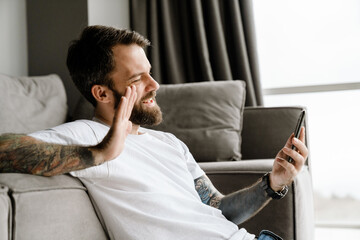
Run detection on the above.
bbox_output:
[130,0,263,106]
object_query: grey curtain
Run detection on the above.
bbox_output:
[130,0,263,106]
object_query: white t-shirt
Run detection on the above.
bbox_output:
[29,120,255,240]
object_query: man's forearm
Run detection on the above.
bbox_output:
[219,178,271,225]
[0,134,99,176]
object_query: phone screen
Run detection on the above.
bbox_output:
[288,110,306,163]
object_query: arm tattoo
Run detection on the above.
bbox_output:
[0,134,95,176]
[194,175,224,208]
[219,178,271,225]
[194,174,272,225]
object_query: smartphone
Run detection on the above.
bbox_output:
[288,110,306,163]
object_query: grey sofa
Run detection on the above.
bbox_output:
[0,76,314,240]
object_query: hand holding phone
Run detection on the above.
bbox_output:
[288,110,306,163]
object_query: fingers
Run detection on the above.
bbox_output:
[285,133,294,148]
[272,127,307,186]
[278,127,306,160]
[299,126,306,143]
[292,136,308,159]
[126,86,137,119]
[282,146,306,171]
[116,85,137,121]
[275,157,297,176]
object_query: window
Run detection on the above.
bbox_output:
[254,0,360,89]
[253,0,360,238]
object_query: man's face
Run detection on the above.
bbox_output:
[109,44,162,126]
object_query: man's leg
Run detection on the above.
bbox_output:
[256,230,283,240]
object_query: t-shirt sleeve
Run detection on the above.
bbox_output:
[176,137,205,180]
[28,121,100,146]
[155,131,205,180]
[28,121,109,179]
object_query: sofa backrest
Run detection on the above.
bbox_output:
[241,106,309,163]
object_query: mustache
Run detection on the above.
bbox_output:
[113,90,157,109]
[140,91,156,101]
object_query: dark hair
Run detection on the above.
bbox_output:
[66,25,150,106]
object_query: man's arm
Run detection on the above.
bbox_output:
[195,127,308,225]
[0,134,97,176]
[0,86,137,176]
[194,175,224,208]
[194,174,270,225]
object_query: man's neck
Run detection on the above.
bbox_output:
[93,112,140,135]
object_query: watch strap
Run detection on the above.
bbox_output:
[261,172,288,200]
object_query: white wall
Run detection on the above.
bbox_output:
[88,0,130,29]
[0,0,130,77]
[0,0,28,76]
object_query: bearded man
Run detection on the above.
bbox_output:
[0,26,308,240]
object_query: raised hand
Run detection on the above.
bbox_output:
[270,127,308,191]
[91,85,137,164]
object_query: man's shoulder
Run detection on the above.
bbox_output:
[54,119,107,133]
[29,120,109,145]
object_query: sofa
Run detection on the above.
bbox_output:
[0,74,314,240]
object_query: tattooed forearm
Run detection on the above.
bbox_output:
[194,175,224,208]
[0,134,96,176]
[194,174,272,225]
[219,178,271,225]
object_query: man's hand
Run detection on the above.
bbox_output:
[270,127,308,191]
[91,85,137,164]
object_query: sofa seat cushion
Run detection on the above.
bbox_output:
[0,174,108,240]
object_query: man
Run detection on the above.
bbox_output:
[0,26,308,240]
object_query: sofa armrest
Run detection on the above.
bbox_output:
[241,106,309,162]
[0,173,108,240]
[199,160,314,240]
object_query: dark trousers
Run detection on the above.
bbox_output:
[256,230,283,240]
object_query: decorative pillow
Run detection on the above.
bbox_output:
[0,74,67,134]
[151,80,246,162]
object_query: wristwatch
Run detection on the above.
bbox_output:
[261,172,288,200]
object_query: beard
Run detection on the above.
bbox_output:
[113,89,163,126]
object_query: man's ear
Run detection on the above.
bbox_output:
[91,85,111,104]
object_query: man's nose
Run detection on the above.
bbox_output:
[145,74,160,92]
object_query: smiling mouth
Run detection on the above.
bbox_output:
[142,98,154,104]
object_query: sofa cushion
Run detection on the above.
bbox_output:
[71,80,247,162]
[0,74,67,134]
[151,80,246,162]
[0,174,108,240]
